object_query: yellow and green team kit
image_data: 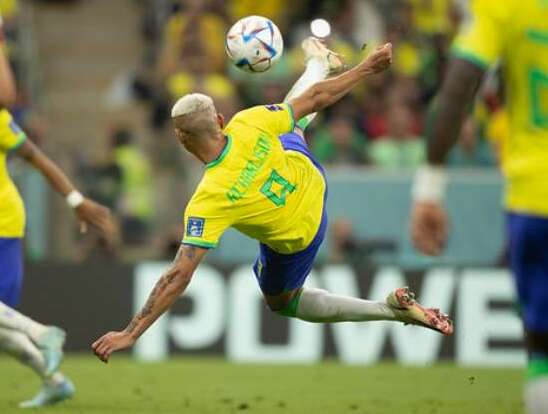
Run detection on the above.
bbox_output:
[182,104,326,254]
[0,109,26,238]
[453,0,548,216]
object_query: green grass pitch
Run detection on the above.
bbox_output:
[0,356,523,413]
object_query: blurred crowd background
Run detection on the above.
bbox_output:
[4,0,507,265]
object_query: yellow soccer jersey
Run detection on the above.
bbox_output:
[453,0,548,216]
[182,104,326,254]
[0,109,26,237]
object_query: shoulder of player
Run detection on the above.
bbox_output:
[471,0,515,22]
[186,173,225,207]
[226,104,288,125]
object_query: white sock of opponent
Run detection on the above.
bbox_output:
[284,57,329,129]
[0,301,48,343]
[295,288,397,323]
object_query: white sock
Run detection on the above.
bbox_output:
[0,327,48,379]
[46,372,66,387]
[295,288,398,323]
[0,301,48,343]
[526,377,548,414]
[284,57,329,128]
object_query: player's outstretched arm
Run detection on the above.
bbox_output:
[16,139,117,239]
[92,244,207,363]
[289,43,392,121]
[410,58,486,256]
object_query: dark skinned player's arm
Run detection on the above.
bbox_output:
[289,43,393,121]
[424,58,486,164]
[92,244,208,362]
[0,16,15,108]
[16,139,78,196]
[410,58,488,256]
[16,139,116,238]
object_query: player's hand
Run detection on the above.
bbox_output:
[92,331,135,363]
[360,43,392,75]
[75,198,119,243]
[410,201,448,256]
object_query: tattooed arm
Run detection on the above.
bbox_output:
[92,244,207,362]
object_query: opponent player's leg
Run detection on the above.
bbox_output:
[507,213,548,414]
[284,37,343,131]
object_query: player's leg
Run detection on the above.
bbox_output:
[0,326,74,407]
[254,218,452,334]
[0,327,48,377]
[269,286,451,334]
[507,213,548,414]
[0,238,66,374]
[284,37,343,131]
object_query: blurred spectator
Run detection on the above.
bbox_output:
[110,128,154,245]
[406,0,454,37]
[312,115,366,165]
[448,117,496,167]
[228,0,290,29]
[330,217,356,263]
[368,104,425,168]
[158,0,227,77]
[329,217,397,266]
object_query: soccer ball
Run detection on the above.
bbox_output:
[225,15,284,73]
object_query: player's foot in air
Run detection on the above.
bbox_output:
[35,326,66,375]
[386,287,453,335]
[19,378,75,408]
[301,36,344,75]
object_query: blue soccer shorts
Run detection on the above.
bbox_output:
[0,237,24,307]
[507,212,548,333]
[253,132,327,296]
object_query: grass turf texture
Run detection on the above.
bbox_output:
[0,356,523,414]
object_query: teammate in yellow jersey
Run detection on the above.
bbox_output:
[409,1,548,413]
[93,38,453,368]
[0,13,117,408]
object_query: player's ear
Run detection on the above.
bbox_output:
[217,113,225,129]
[174,127,183,142]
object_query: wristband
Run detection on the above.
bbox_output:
[412,165,447,202]
[66,190,84,208]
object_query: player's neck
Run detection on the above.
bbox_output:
[194,134,228,166]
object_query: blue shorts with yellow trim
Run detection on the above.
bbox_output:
[0,238,24,307]
[253,132,327,296]
[507,212,548,333]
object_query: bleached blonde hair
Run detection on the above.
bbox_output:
[171,93,215,118]
[171,93,219,139]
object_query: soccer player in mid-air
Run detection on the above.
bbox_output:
[409,1,548,413]
[0,14,117,407]
[93,38,453,364]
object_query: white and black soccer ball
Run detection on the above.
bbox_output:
[225,15,284,73]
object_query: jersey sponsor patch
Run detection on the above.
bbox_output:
[187,217,205,238]
[265,104,283,112]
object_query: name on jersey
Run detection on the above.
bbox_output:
[226,133,271,203]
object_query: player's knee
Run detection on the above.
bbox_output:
[526,330,548,355]
[264,290,302,317]
[264,296,290,313]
